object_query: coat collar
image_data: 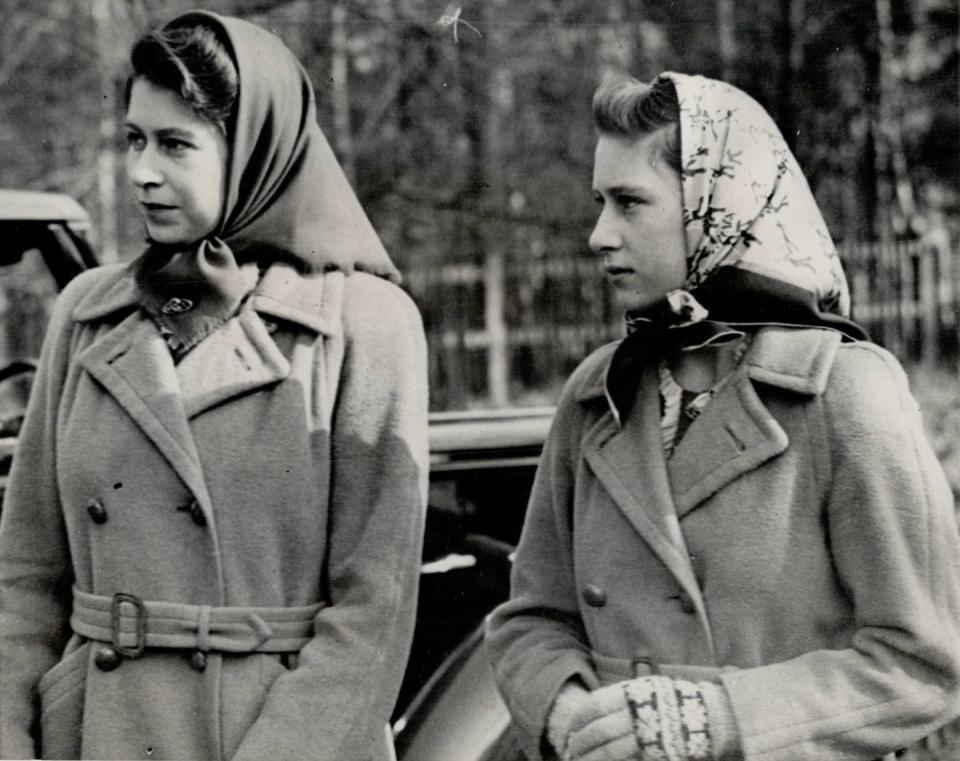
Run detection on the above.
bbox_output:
[71,261,342,336]
[72,262,346,509]
[574,326,842,408]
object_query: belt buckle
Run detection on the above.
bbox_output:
[631,656,660,677]
[111,592,146,659]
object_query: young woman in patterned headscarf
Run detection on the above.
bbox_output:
[486,72,960,761]
[0,11,427,760]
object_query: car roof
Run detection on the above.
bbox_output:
[0,189,91,229]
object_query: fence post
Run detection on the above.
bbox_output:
[485,251,509,407]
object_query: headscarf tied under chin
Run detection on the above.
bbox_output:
[135,10,399,350]
[607,72,866,422]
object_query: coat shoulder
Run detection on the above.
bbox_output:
[49,263,130,329]
[820,338,932,460]
[565,339,620,406]
[341,271,423,335]
[824,338,911,416]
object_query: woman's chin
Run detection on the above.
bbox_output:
[143,224,193,247]
[611,289,660,314]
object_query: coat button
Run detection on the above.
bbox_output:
[677,591,697,615]
[94,646,121,671]
[190,651,208,672]
[582,584,607,608]
[189,501,207,527]
[87,499,108,524]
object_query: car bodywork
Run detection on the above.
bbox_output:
[0,190,98,499]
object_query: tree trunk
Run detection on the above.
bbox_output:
[329,1,355,184]
[716,0,737,81]
[460,0,512,407]
[777,0,805,148]
[875,0,918,232]
[93,0,119,264]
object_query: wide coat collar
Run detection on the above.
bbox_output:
[573,327,842,643]
[68,262,343,504]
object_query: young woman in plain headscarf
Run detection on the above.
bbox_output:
[0,11,427,760]
[485,72,960,761]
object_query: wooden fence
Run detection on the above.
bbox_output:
[404,236,960,410]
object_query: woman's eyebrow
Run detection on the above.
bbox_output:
[600,184,648,196]
[121,123,196,140]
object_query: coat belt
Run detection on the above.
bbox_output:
[70,587,324,655]
[589,650,725,685]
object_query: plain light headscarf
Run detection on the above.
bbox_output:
[135,10,398,349]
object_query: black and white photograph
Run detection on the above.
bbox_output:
[0,1,959,760]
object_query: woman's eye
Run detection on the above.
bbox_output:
[125,132,145,150]
[162,138,190,154]
[617,195,644,210]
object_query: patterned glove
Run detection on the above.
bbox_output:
[564,675,718,761]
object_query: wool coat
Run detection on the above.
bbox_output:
[485,326,960,761]
[0,261,428,760]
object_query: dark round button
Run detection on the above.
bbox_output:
[189,651,207,672]
[189,502,207,527]
[678,591,697,615]
[582,584,607,608]
[87,499,108,524]
[94,646,121,671]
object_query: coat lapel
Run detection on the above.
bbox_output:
[583,362,704,609]
[667,367,789,518]
[78,313,209,503]
[175,308,290,420]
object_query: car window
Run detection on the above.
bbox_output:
[0,247,59,434]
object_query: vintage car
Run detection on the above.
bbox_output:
[0,188,538,760]
[0,190,98,498]
[393,408,550,761]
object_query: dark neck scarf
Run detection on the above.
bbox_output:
[134,10,399,349]
[605,268,867,424]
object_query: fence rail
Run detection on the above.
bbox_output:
[404,236,960,410]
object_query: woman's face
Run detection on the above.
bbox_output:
[589,131,687,312]
[124,78,228,247]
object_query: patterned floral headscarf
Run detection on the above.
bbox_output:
[661,71,853,324]
[608,73,864,424]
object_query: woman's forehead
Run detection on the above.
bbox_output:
[125,78,215,134]
[592,132,675,189]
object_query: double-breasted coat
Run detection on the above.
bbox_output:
[0,261,428,760]
[486,326,960,761]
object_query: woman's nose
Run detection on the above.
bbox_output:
[588,206,619,255]
[127,148,163,188]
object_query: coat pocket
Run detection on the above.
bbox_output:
[37,642,89,760]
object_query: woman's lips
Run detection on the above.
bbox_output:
[140,202,178,218]
[605,265,634,278]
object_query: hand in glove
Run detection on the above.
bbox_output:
[563,675,733,761]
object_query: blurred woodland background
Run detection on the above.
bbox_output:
[1,0,959,484]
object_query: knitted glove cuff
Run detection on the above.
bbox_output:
[622,675,713,761]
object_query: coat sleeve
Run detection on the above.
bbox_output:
[484,358,606,761]
[232,274,428,761]
[0,271,96,759]
[720,342,960,760]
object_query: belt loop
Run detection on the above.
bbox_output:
[631,656,660,678]
[111,593,146,659]
[196,605,212,652]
